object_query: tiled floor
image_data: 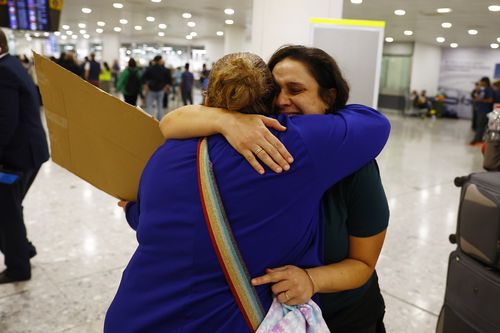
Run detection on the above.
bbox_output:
[0,110,484,332]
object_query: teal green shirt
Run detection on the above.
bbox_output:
[319,160,389,316]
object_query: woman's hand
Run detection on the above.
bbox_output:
[117,200,129,211]
[251,265,316,305]
[222,113,294,174]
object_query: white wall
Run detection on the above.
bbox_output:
[410,42,442,96]
[199,37,224,65]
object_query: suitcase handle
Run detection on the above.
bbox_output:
[449,234,457,244]
[454,176,470,187]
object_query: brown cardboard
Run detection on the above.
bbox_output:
[33,52,165,201]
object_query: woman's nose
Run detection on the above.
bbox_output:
[275,91,290,107]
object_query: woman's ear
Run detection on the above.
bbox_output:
[203,96,208,106]
[323,88,337,110]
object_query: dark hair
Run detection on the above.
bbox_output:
[268,45,349,113]
[103,61,110,71]
[480,77,491,87]
[185,63,190,70]
[153,55,162,62]
[128,58,137,68]
[0,28,9,54]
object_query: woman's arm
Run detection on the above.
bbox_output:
[159,105,294,174]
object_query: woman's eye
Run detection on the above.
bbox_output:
[289,89,303,95]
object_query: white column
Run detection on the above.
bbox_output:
[101,33,121,65]
[251,0,343,59]
[410,42,442,96]
[224,26,249,54]
[200,37,225,64]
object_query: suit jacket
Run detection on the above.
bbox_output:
[0,54,49,171]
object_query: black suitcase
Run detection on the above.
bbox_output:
[453,172,500,269]
[436,250,500,333]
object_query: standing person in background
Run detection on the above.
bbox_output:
[493,80,500,103]
[84,53,101,87]
[180,62,194,105]
[161,60,173,111]
[59,51,82,76]
[111,59,120,90]
[470,77,495,145]
[199,63,210,96]
[141,55,171,120]
[471,82,481,130]
[99,61,112,93]
[117,58,142,107]
[0,28,50,283]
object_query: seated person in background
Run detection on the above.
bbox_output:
[104,52,390,332]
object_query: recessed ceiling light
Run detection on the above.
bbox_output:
[78,23,86,28]
[120,19,128,24]
[54,31,61,36]
[113,3,124,9]
[216,31,224,36]
[488,5,500,12]
[26,36,32,41]
[71,35,78,39]
[151,0,162,2]
[158,32,165,37]
[83,34,90,39]
[385,37,394,42]
[97,21,106,27]
[491,43,499,49]
[187,21,196,27]
[79,30,86,34]
[182,13,192,19]
[224,8,235,15]
[350,0,363,3]
[177,50,182,55]
[113,27,122,32]
[82,8,92,14]
[436,37,446,43]
[394,9,406,16]
[66,30,73,35]
[225,19,234,25]
[468,29,478,35]
[190,32,198,37]
[134,25,142,31]
[437,8,452,13]
[62,24,70,30]
[441,22,452,28]
[34,32,40,37]
[96,28,103,33]
[403,30,413,36]
[146,16,156,22]
[186,35,193,40]
[450,43,458,48]
[158,23,167,29]
[61,35,67,40]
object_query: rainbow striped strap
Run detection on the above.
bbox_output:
[197,138,265,332]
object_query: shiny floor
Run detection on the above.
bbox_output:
[0,109,484,332]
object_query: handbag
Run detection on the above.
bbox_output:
[197,137,331,333]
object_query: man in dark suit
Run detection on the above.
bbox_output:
[0,28,49,283]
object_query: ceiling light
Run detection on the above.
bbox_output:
[216,31,224,36]
[82,8,92,14]
[350,0,363,3]
[61,35,67,40]
[491,43,499,49]
[488,5,500,12]
[177,50,182,55]
[224,8,235,15]
[394,9,406,16]
[96,28,103,33]
[79,30,86,34]
[385,37,394,42]
[113,27,122,32]
[190,32,198,37]
[83,34,90,39]
[158,23,167,29]
[120,19,128,24]
[66,30,73,35]
[62,24,70,30]
[113,3,124,9]
[450,43,458,48]
[186,35,193,40]
[158,32,165,37]
[78,23,86,28]
[403,30,413,36]
[43,32,49,36]
[146,16,156,22]
[54,31,61,36]
[436,37,445,43]
[225,19,234,25]
[97,21,106,27]
[187,21,196,27]
[134,25,142,31]
[437,8,452,13]
[468,29,478,35]
[497,37,500,42]
[71,35,78,39]
[441,22,452,28]
[34,32,40,37]
[151,0,162,2]
[182,12,192,19]
[26,36,32,41]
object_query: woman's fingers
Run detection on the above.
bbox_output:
[261,117,287,132]
[242,151,265,174]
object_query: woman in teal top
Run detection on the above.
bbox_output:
[160,45,389,332]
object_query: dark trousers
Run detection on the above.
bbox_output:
[0,166,40,278]
[473,111,489,142]
[181,88,193,105]
[124,94,138,106]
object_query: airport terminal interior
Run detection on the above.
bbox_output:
[0,0,499,332]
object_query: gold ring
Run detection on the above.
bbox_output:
[254,146,264,155]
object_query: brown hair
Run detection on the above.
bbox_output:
[268,45,349,114]
[0,28,9,55]
[206,52,276,116]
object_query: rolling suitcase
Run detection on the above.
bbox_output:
[436,250,500,333]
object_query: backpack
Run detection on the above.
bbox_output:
[126,69,140,96]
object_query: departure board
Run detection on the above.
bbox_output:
[0,0,62,32]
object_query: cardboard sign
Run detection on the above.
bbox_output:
[33,52,165,201]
